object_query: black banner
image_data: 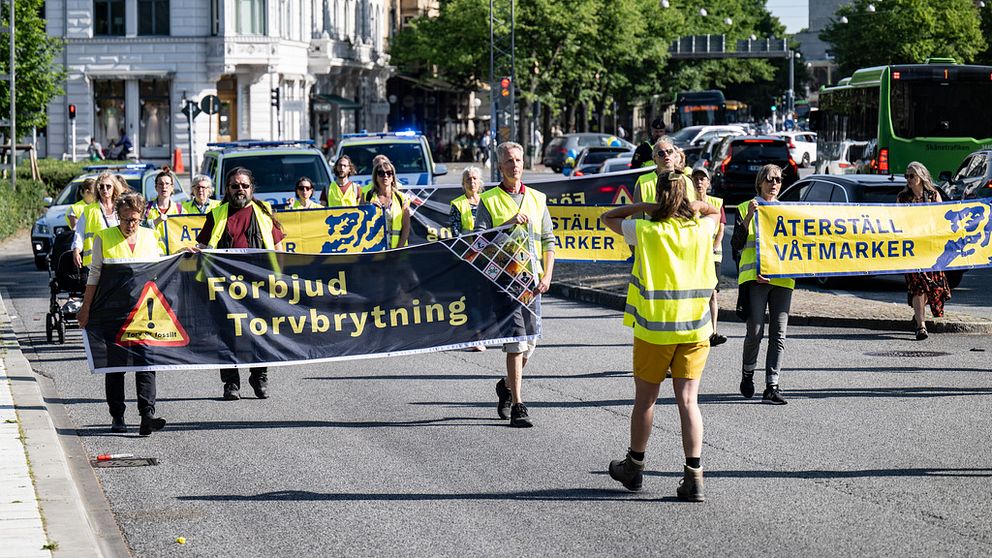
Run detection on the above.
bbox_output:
[84,229,541,373]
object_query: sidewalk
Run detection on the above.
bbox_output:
[551,262,992,334]
[0,288,128,557]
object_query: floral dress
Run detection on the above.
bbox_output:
[898,189,950,316]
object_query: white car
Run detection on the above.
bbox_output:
[669,125,748,149]
[819,140,870,175]
[776,131,817,168]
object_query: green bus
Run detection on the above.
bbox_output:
[813,60,992,180]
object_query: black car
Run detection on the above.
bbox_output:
[778,174,963,288]
[939,150,992,200]
[569,146,633,177]
[711,136,799,206]
[541,133,635,173]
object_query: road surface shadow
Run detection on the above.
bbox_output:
[176,487,678,503]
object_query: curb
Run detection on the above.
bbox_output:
[549,282,992,334]
[0,289,131,557]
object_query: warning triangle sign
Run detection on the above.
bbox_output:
[612,185,634,205]
[116,281,190,347]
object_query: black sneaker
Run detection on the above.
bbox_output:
[223,384,241,401]
[509,403,533,428]
[740,371,755,399]
[608,455,644,492]
[249,375,269,399]
[762,385,788,405]
[709,333,728,346]
[110,416,127,433]
[496,379,512,420]
[139,416,166,436]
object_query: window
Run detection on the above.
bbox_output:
[236,0,267,34]
[93,81,125,152]
[139,79,171,151]
[891,80,992,139]
[138,0,170,35]
[210,0,221,35]
[93,0,125,36]
[802,182,833,202]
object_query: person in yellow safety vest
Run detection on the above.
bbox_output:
[363,154,392,198]
[182,175,221,214]
[77,192,168,436]
[145,167,185,242]
[630,117,667,168]
[66,178,97,229]
[72,171,129,268]
[474,141,557,428]
[321,155,362,207]
[600,170,720,502]
[290,176,324,209]
[691,167,727,347]
[449,166,485,235]
[194,167,286,402]
[735,164,794,405]
[632,138,696,212]
[363,160,411,249]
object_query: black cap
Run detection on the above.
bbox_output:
[650,118,665,130]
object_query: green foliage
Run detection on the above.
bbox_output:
[0,0,66,138]
[18,159,90,196]
[0,178,48,241]
[391,0,786,124]
[821,0,987,77]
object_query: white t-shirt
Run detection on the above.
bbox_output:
[621,216,717,246]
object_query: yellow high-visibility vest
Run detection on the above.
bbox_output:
[80,202,114,266]
[636,171,696,204]
[365,189,407,248]
[735,199,794,289]
[181,199,220,214]
[145,199,184,241]
[451,195,477,232]
[206,202,276,249]
[66,200,87,226]
[290,198,324,209]
[325,181,360,207]
[706,195,724,264]
[623,218,716,345]
[478,186,548,277]
[97,225,162,259]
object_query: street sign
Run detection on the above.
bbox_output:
[181,101,202,121]
[200,95,221,115]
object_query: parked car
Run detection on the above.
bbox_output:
[777,174,964,288]
[569,146,633,177]
[542,133,635,173]
[817,139,870,175]
[30,163,156,270]
[711,136,799,207]
[693,132,744,173]
[775,131,817,168]
[939,150,992,200]
[668,125,747,149]
[598,153,635,174]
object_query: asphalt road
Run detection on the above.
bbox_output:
[2,233,992,557]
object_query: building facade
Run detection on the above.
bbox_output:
[45,0,393,167]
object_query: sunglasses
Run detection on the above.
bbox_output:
[228,183,251,190]
[904,174,918,180]
[654,148,676,156]
[376,170,395,177]
[296,185,313,191]
[765,176,783,184]
[119,217,142,224]
[97,183,115,190]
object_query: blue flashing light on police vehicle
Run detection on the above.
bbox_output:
[83,163,156,172]
[334,130,447,189]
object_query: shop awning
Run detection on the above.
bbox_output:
[311,94,361,110]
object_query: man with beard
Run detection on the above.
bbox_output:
[320,155,362,207]
[196,167,285,401]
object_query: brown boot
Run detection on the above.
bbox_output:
[676,465,705,502]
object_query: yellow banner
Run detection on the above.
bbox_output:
[162,206,387,255]
[549,205,630,262]
[756,200,992,278]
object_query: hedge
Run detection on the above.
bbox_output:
[18,159,90,196]
[0,179,48,242]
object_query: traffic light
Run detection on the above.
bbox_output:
[270,88,280,110]
[68,104,76,120]
[500,77,511,97]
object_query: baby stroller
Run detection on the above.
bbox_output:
[46,230,87,344]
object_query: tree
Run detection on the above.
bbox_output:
[0,0,65,139]
[821,0,986,78]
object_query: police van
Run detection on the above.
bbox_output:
[334,131,447,189]
[198,140,333,209]
[30,163,189,270]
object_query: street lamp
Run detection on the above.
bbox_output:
[699,7,707,16]
[839,16,849,23]
[660,0,670,8]
[867,3,876,12]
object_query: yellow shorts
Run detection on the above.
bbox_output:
[632,338,710,384]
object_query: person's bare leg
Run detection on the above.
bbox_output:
[506,353,524,403]
[629,376,662,452]
[672,378,703,459]
[912,294,927,328]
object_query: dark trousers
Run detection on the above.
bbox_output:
[105,371,156,419]
[220,367,267,388]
